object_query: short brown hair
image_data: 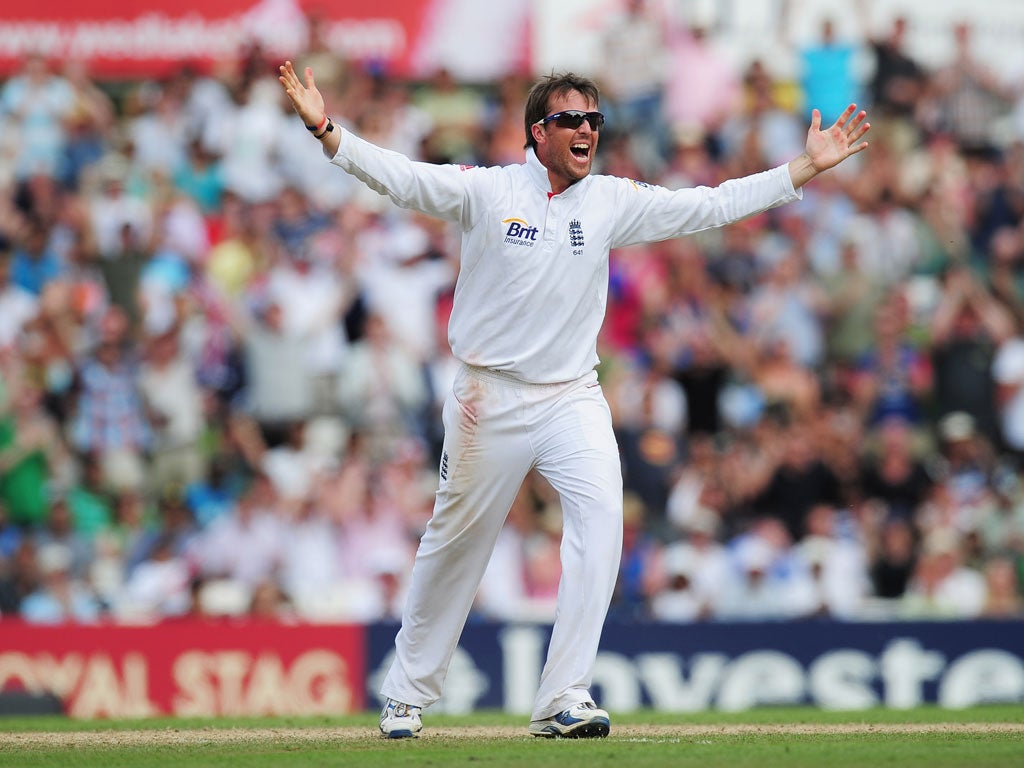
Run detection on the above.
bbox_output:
[523,72,600,151]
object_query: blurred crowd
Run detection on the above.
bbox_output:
[2,2,1024,627]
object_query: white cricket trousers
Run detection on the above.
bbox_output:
[380,363,624,721]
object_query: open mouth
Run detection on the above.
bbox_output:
[570,143,590,161]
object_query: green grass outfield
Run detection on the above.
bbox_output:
[1,705,1022,768]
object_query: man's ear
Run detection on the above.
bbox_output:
[531,122,546,146]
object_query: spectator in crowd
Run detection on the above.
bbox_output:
[929,265,1015,443]
[820,234,886,365]
[203,192,265,299]
[10,218,62,297]
[653,504,729,621]
[475,484,537,621]
[869,514,918,600]
[138,325,206,494]
[860,12,926,153]
[981,554,1023,618]
[992,333,1024,461]
[0,499,21,561]
[20,541,101,624]
[59,59,115,189]
[357,210,457,364]
[278,491,346,620]
[128,80,190,178]
[652,240,733,436]
[248,577,296,621]
[0,53,74,182]
[611,493,663,619]
[648,539,702,623]
[599,0,669,161]
[797,17,864,126]
[796,503,870,618]
[413,68,486,165]
[265,237,350,413]
[336,313,429,459]
[102,489,156,578]
[238,299,319,428]
[0,246,39,350]
[716,517,817,620]
[0,536,37,616]
[26,274,98,423]
[610,355,687,530]
[173,137,225,215]
[68,307,151,489]
[748,418,843,543]
[65,451,115,538]
[920,21,1014,153]
[902,526,987,618]
[850,291,932,428]
[662,18,741,146]
[88,156,153,263]
[206,77,290,205]
[0,376,71,529]
[34,495,93,581]
[96,221,148,328]
[190,471,285,591]
[986,226,1024,325]
[481,74,531,167]
[859,415,933,520]
[117,531,193,620]
[720,60,806,172]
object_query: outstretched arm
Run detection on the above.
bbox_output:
[278,60,342,156]
[788,104,870,189]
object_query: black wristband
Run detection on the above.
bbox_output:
[313,117,334,139]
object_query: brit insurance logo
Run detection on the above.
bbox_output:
[501,217,539,247]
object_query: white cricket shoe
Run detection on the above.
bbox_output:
[529,702,610,738]
[379,698,423,739]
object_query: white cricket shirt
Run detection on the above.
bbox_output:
[330,131,801,384]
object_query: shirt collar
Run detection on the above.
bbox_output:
[525,147,550,191]
[524,147,589,197]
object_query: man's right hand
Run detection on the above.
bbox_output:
[279,60,336,149]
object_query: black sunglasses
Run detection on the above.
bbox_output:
[535,110,605,131]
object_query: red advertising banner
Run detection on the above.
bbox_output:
[0,0,530,81]
[0,621,365,718]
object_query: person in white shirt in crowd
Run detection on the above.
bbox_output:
[138,325,206,493]
[475,485,539,622]
[238,299,319,428]
[336,313,430,460]
[651,504,730,622]
[116,532,193,620]
[190,472,287,593]
[277,488,347,620]
[0,53,74,182]
[278,56,869,739]
[265,241,350,413]
[127,82,190,178]
[203,77,291,204]
[992,334,1024,461]
[796,503,871,619]
[716,516,819,621]
[87,155,153,261]
[355,207,458,363]
[901,526,987,619]
[260,418,340,506]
